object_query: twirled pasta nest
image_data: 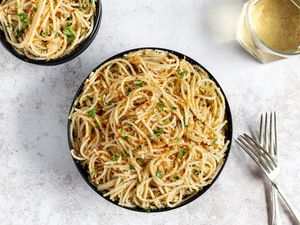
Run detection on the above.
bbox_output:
[69,49,230,210]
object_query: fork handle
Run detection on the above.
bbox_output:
[271,184,281,225]
[274,184,300,224]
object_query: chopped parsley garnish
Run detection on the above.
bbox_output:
[179,72,184,79]
[90,170,96,177]
[127,87,132,93]
[40,31,47,37]
[175,176,180,180]
[15,28,25,38]
[120,152,125,159]
[204,81,207,86]
[89,0,95,6]
[87,107,96,118]
[18,13,29,26]
[134,80,143,87]
[112,153,117,162]
[33,7,37,12]
[95,124,100,129]
[210,138,218,146]
[179,148,185,158]
[137,179,141,184]
[86,95,92,100]
[184,124,188,129]
[157,102,165,110]
[175,137,180,142]
[156,170,163,178]
[121,135,128,140]
[5,22,12,29]
[63,26,75,43]
[154,128,163,136]
[149,135,156,141]
[130,165,134,170]
[145,207,151,213]
[138,158,145,165]
[191,72,195,76]
[172,107,177,111]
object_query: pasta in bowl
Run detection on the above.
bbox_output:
[0,0,101,65]
[68,48,232,212]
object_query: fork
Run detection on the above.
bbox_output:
[259,112,281,225]
[236,134,300,224]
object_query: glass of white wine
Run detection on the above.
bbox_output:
[237,0,300,63]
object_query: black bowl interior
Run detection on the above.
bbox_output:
[0,0,102,66]
[67,47,233,213]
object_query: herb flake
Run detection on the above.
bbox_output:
[157,102,165,110]
[179,72,184,79]
[134,79,143,87]
[112,153,117,162]
[154,128,163,136]
[149,135,156,141]
[121,135,128,140]
[179,148,185,158]
[210,138,218,146]
[156,170,163,178]
[63,26,75,43]
[87,107,96,118]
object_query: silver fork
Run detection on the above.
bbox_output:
[259,112,281,225]
[236,134,300,224]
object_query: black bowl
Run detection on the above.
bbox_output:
[67,47,233,213]
[0,0,102,66]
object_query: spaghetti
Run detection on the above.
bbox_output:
[0,0,96,60]
[69,49,230,210]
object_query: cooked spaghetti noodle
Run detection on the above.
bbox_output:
[0,0,96,60]
[69,49,230,210]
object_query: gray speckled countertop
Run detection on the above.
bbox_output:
[0,0,299,224]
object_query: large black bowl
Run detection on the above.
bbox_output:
[0,0,102,66]
[67,47,233,213]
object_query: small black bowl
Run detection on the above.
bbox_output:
[67,47,233,213]
[0,0,102,66]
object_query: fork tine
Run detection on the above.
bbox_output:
[259,114,263,145]
[274,112,278,157]
[241,135,275,172]
[237,136,272,173]
[264,112,268,151]
[239,136,273,172]
[236,138,270,175]
[270,112,273,155]
[243,134,277,167]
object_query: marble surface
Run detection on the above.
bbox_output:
[0,0,299,224]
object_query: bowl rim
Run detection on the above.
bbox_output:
[0,0,102,66]
[67,47,233,213]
